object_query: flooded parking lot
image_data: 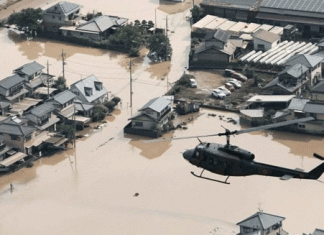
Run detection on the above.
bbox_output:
[0,0,324,234]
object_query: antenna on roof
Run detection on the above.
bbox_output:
[258,202,263,212]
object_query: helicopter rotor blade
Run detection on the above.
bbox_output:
[236,117,314,135]
[142,133,221,144]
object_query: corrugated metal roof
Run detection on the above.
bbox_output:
[0,152,27,167]
[53,90,76,105]
[256,12,324,26]
[278,63,308,78]
[0,74,24,89]
[237,212,285,229]
[287,98,309,111]
[192,15,218,30]
[260,0,324,14]
[303,102,324,114]
[240,109,264,117]
[284,54,323,68]
[70,74,108,103]
[253,29,280,43]
[202,0,261,10]
[204,29,231,42]
[139,97,171,113]
[14,61,44,76]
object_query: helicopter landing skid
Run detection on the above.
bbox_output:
[191,171,230,184]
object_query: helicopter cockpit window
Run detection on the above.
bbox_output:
[193,146,204,160]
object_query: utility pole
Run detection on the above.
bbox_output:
[193,0,195,7]
[46,60,50,98]
[73,102,76,148]
[129,59,133,107]
[61,49,66,79]
[155,9,157,32]
[165,15,168,36]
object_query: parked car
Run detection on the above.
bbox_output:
[211,89,226,99]
[231,72,247,82]
[189,78,197,88]
[218,86,231,96]
[224,69,236,77]
[226,78,242,88]
[224,83,235,92]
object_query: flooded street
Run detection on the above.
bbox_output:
[0,0,324,234]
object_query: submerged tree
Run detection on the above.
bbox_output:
[8,8,43,35]
[146,33,172,60]
[191,5,204,24]
[53,76,67,92]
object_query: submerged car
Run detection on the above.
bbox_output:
[189,78,197,88]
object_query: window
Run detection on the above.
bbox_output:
[133,122,143,127]
[298,124,305,129]
[11,135,20,141]
[257,44,265,50]
[25,134,32,142]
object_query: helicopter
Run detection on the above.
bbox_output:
[144,117,324,184]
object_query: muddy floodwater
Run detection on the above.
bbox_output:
[0,0,324,234]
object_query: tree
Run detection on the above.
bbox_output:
[53,76,67,92]
[86,12,102,21]
[92,105,108,122]
[134,20,141,27]
[8,8,43,35]
[147,20,154,29]
[146,33,172,60]
[57,123,75,140]
[191,5,204,24]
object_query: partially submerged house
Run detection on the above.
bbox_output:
[124,97,172,137]
[60,15,128,40]
[49,90,76,110]
[193,29,236,62]
[237,211,287,235]
[13,61,45,81]
[43,1,83,31]
[70,75,108,104]
[0,74,28,103]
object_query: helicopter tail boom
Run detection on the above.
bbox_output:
[308,161,324,180]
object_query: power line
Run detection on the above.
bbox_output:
[65,59,126,70]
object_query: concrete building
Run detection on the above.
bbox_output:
[43,1,83,31]
[70,75,108,104]
[193,29,236,62]
[237,211,287,235]
[60,15,128,41]
[253,29,280,51]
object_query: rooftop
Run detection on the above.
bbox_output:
[139,97,171,113]
[0,74,24,89]
[52,90,76,105]
[237,211,285,229]
[253,29,280,43]
[45,1,82,15]
[204,29,231,43]
[13,61,44,76]
[278,63,309,78]
[201,0,262,10]
[247,95,295,103]
[311,80,324,93]
[284,54,323,68]
[260,0,324,14]
[76,15,128,33]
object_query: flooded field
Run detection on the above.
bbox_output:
[0,0,324,234]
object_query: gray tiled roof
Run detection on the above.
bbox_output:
[14,61,44,76]
[0,117,35,136]
[77,15,128,33]
[74,100,94,112]
[278,63,308,78]
[46,1,82,15]
[53,90,76,105]
[194,42,236,55]
[287,98,309,111]
[253,29,280,43]
[284,54,323,68]
[70,75,108,103]
[237,212,285,229]
[303,102,324,114]
[139,97,171,113]
[0,74,24,89]
[313,229,324,235]
[29,102,56,118]
[202,0,260,10]
[204,29,231,43]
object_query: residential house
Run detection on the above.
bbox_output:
[312,229,324,235]
[43,1,83,31]
[13,61,45,81]
[124,97,172,137]
[253,29,280,51]
[61,15,128,41]
[0,116,36,154]
[237,211,287,235]
[262,63,310,95]
[0,102,11,115]
[0,74,28,103]
[49,90,76,110]
[193,29,236,62]
[74,99,94,117]
[284,54,323,86]
[69,75,108,104]
[25,102,60,131]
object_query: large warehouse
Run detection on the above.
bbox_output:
[201,0,324,37]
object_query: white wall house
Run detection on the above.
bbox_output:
[253,29,280,51]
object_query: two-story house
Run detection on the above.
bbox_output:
[13,61,45,81]
[0,74,28,103]
[262,63,310,95]
[193,29,236,62]
[284,54,323,86]
[237,211,287,235]
[0,116,36,154]
[25,102,60,131]
[49,90,76,110]
[43,1,83,31]
[69,75,108,104]
[125,97,172,137]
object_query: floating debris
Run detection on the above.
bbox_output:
[133,193,139,197]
